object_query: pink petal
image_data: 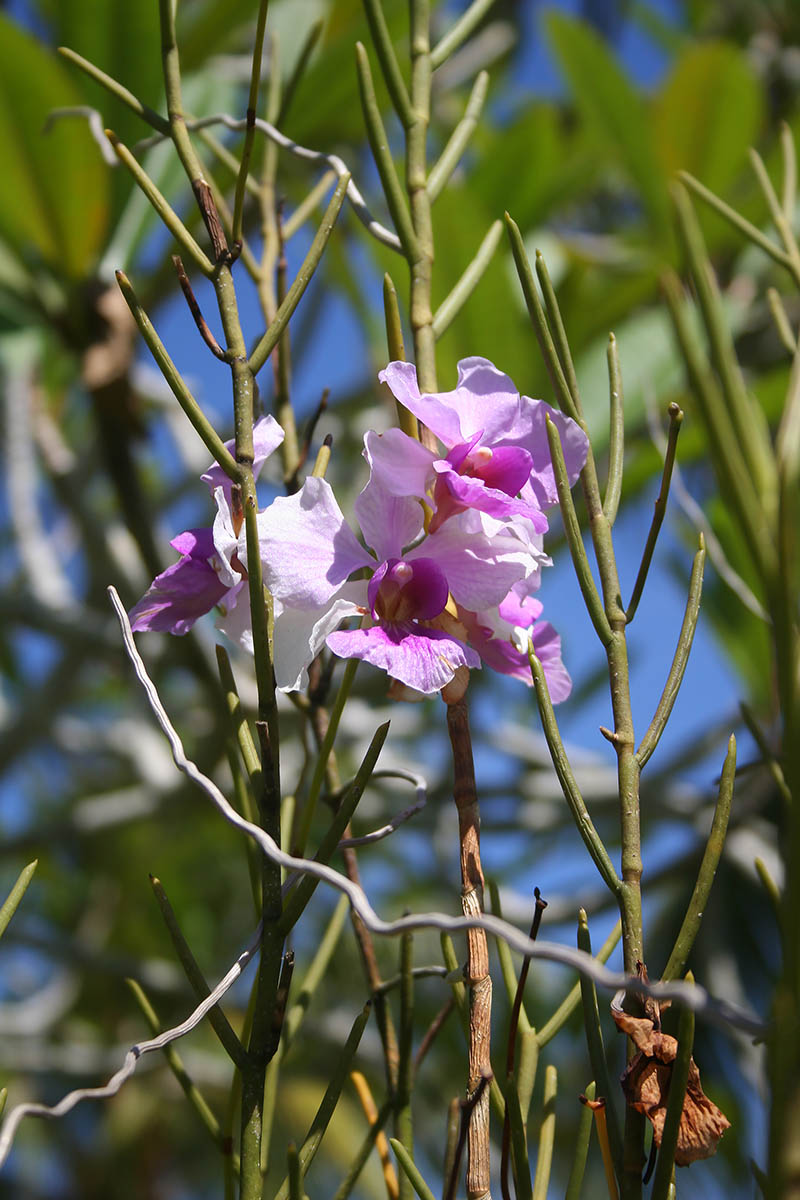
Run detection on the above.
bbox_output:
[201,414,284,496]
[327,622,480,694]
[254,477,373,608]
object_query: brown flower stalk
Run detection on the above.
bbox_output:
[445,695,492,1200]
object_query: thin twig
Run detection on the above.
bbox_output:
[172,255,227,360]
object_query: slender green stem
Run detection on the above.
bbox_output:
[546,417,613,645]
[604,334,624,525]
[288,1143,304,1200]
[280,722,390,932]
[677,170,796,280]
[277,19,324,126]
[362,0,414,127]
[649,977,695,1200]
[149,876,246,1068]
[536,251,583,418]
[529,650,621,894]
[749,147,800,280]
[355,42,418,257]
[625,403,683,622]
[536,920,622,1048]
[391,1139,438,1200]
[427,70,489,202]
[781,121,797,222]
[432,219,503,339]
[215,646,263,791]
[58,46,170,133]
[249,174,350,373]
[487,881,530,1033]
[0,860,37,939]
[115,270,240,476]
[755,856,782,920]
[232,0,270,246]
[576,911,623,1181]
[564,1082,595,1200]
[430,0,500,69]
[273,1004,371,1200]
[407,1,437,394]
[531,1068,558,1200]
[505,1085,533,1200]
[332,1100,393,1200]
[396,931,415,1200]
[767,287,798,356]
[662,735,735,981]
[672,184,776,510]
[636,538,705,769]
[284,895,350,1045]
[740,702,792,805]
[126,978,237,1166]
[296,657,360,857]
[383,273,407,356]
[283,171,338,240]
[107,133,214,274]
[661,269,773,585]
[505,215,578,421]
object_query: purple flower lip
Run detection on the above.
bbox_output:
[368,556,450,622]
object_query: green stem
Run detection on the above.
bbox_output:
[249,174,350,374]
[427,71,489,202]
[678,170,797,281]
[232,0,270,246]
[362,0,414,126]
[115,270,240,476]
[625,403,683,623]
[407,1,436,393]
[564,1082,595,1200]
[536,920,622,1048]
[396,930,415,1200]
[649,978,695,1200]
[296,657,359,857]
[149,876,246,1068]
[576,912,623,1181]
[272,1004,371,1200]
[332,1101,393,1200]
[126,978,238,1168]
[662,735,735,981]
[355,42,418,257]
[58,46,170,133]
[0,860,37,939]
[604,333,624,526]
[636,538,705,769]
[531,1066,558,1200]
[390,1139,438,1200]
[528,652,621,895]
[107,134,213,274]
[430,0,500,69]
[432,220,503,340]
[535,251,582,419]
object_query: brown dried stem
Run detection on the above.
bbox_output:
[445,697,492,1200]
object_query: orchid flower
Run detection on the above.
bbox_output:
[459,588,572,701]
[128,416,283,635]
[371,357,589,531]
[250,474,528,695]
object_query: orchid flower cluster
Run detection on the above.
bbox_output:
[130,357,589,702]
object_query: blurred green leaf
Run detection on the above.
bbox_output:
[0,15,109,279]
[546,10,671,243]
[652,41,763,201]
